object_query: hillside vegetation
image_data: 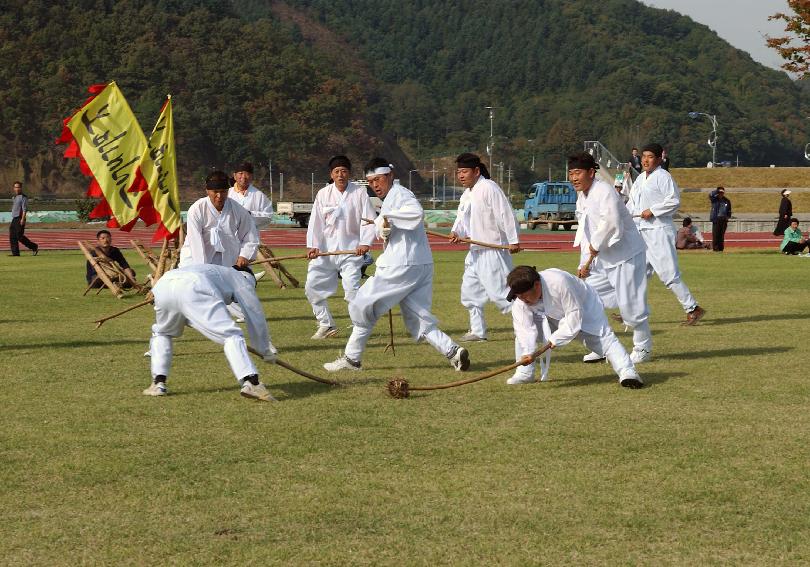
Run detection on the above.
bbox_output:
[1,0,807,199]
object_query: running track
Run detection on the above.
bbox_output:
[2,226,783,251]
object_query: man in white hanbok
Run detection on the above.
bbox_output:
[568,152,653,364]
[627,143,705,326]
[506,265,643,388]
[143,264,278,401]
[324,158,469,372]
[179,170,259,269]
[450,153,521,342]
[305,155,377,339]
[228,161,273,230]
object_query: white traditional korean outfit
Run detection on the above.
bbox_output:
[179,197,259,267]
[575,179,652,352]
[343,182,457,362]
[304,182,377,328]
[228,184,273,230]
[512,268,635,381]
[149,264,273,382]
[626,166,698,313]
[451,176,521,339]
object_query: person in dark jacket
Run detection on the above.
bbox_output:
[709,187,732,252]
[773,189,792,236]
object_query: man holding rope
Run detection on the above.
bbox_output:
[323,158,470,373]
[569,151,653,365]
[506,265,643,388]
[143,263,278,401]
[305,155,377,340]
[450,153,521,343]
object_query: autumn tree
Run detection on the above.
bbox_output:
[768,0,810,78]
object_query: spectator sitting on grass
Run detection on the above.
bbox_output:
[676,218,710,250]
[780,218,809,255]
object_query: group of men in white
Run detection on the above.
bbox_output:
[143,144,704,401]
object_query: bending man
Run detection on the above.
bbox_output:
[144,264,277,401]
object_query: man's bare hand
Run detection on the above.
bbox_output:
[449,232,461,243]
[356,245,370,256]
[519,355,533,366]
[641,209,654,220]
[509,243,521,254]
[236,256,249,268]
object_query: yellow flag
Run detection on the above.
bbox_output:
[141,96,182,237]
[67,82,147,226]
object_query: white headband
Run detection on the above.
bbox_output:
[365,166,392,177]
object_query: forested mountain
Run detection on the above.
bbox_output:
[1,0,807,199]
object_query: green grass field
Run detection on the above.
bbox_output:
[2,249,809,565]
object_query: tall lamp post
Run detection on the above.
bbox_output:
[688,111,718,166]
[485,106,496,172]
[408,169,418,190]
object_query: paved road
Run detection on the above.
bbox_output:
[1,226,783,252]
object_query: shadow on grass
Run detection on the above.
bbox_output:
[663,346,791,359]
[551,371,688,388]
[701,313,810,325]
[0,339,149,351]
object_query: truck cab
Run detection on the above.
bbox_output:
[523,181,576,230]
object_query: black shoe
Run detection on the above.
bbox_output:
[32,247,39,256]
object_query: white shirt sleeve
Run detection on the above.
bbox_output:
[589,187,624,252]
[489,184,520,244]
[649,173,680,218]
[184,202,207,265]
[548,285,584,347]
[235,206,259,260]
[359,191,377,246]
[306,193,324,249]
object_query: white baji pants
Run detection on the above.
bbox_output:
[460,248,514,338]
[344,264,456,363]
[640,225,698,313]
[149,278,257,381]
[305,253,365,328]
[585,250,653,352]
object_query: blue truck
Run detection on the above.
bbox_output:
[523,181,576,230]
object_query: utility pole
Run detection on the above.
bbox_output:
[279,173,284,202]
[431,159,437,203]
[268,160,273,201]
[311,172,314,201]
[507,164,512,198]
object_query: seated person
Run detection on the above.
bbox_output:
[86,229,137,287]
[676,218,710,250]
[780,218,809,255]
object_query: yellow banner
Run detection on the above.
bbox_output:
[67,82,147,226]
[141,96,182,235]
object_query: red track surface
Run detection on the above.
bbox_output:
[2,226,781,252]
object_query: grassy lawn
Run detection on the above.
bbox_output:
[1,248,809,565]
[671,167,810,189]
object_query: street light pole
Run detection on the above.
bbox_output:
[485,106,496,172]
[408,169,417,190]
[688,112,718,166]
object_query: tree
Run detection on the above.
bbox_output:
[768,0,810,78]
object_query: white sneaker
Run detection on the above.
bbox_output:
[323,355,361,372]
[311,326,339,340]
[235,317,246,323]
[619,368,644,389]
[460,331,487,342]
[143,350,151,357]
[582,351,606,363]
[142,382,167,396]
[254,270,266,282]
[240,381,277,401]
[450,347,470,371]
[506,372,535,385]
[630,348,652,364]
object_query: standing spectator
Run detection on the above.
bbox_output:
[780,218,809,255]
[709,187,732,252]
[676,218,710,250]
[8,181,39,256]
[661,149,671,171]
[773,189,793,236]
[228,161,273,230]
[629,147,642,174]
[626,143,705,326]
[305,156,376,339]
[450,152,521,342]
